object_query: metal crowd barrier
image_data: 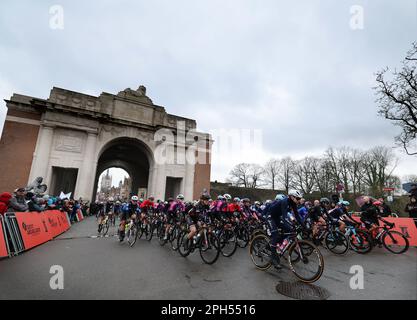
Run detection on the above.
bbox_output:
[0,214,11,258]
[4,212,25,256]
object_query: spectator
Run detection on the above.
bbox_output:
[405,196,417,220]
[8,188,29,212]
[70,200,80,223]
[0,192,12,215]
[26,192,45,212]
[409,183,417,199]
[378,198,392,217]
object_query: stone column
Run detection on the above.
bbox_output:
[75,132,98,201]
[28,125,54,185]
[183,146,195,201]
[152,163,166,200]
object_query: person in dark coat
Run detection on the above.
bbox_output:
[405,196,417,220]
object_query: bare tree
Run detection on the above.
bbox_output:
[277,157,295,193]
[311,157,334,196]
[264,159,280,190]
[228,163,264,188]
[403,174,417,183]
[248,164,265,189]
[375,42,417,155]
[229,163,251,187]
[347,148,366,195]
[362,146,398,196]
[293,157,316,194]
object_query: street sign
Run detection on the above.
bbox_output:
[387,195,393,202]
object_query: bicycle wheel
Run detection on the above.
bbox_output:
[128,224,138,247]
[348,230,372,254]
[236,227,250,248]
[145,223,154,241]
[249,234,272,270]
[97,223,103,234]
[325,230,349,255]
[287,240,324,283]
[199,232,220,265]
[177,231,192,257]
[170,225,180,251]
[136,222,144,240]
[102,221,110,236]
[219,229,237,257]
[382,231,409,254]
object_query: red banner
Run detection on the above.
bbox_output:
[76,209,84,222]
[44,210,70,238]
[0,217,8,258]
[353,216,417,247]
[15,211,52,250]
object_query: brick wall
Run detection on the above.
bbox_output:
[0,111,40,192]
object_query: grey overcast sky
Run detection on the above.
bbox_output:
[0,0,416,183]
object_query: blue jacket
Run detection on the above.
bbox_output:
[263,198,303,225]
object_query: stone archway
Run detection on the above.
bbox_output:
[92,137,153,201]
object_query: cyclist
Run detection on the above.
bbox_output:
[97,201,107,232]
[360,196,380,233]
[183,194,211,250]
[106,198,115,226]
[327,201,346,232]
[140,195,155,224]
[210,195,226,221]
[262,190,304,268]
[113,200,123,220]
[228,197,243,222]
[119,196,141,241]
[164,194,185,240]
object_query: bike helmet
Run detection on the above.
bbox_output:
[131,195,139,201]
[242,198,250,203]
[148,195,155,200]
[217,195,225,200]
[223,194,232,201]
[288,190,302,199]
[265,199,272,205]
[200,194,210,201]
[254,201,260,206]
[233,197,241,202]
[275,194,286,201]
[338,200,350,206]
[373,200,382,206]
[320,197,330,205]
[177,194,185,200]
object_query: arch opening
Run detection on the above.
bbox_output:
[92,138,152,201]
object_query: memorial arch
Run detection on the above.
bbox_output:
[0,85,212,201]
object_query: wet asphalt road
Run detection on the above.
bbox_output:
[0,216,416,300]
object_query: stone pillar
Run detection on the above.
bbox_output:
[28,125,54,185]
[74,132,98,201]
[152,163,166,200]
[183,146,195,201]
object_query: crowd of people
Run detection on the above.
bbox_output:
[0,186,90,224]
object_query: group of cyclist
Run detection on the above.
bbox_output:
[95,189,392,268]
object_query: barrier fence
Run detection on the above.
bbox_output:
[0,215,10,258]
[1,210,73,258]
